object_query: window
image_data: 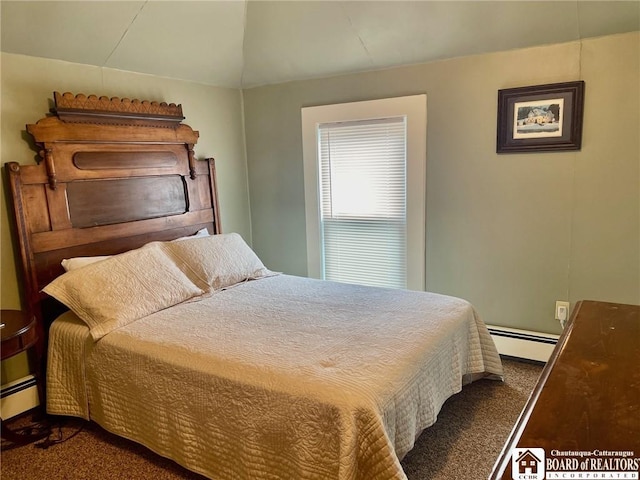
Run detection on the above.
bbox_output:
[319,117,407,288]
[302,95,426,290]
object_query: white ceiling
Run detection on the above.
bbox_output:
[2,1,639,89]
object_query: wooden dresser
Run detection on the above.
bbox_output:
[489,300,640,480]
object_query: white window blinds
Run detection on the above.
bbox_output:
[302,94,426,291]
[318,117,407,288]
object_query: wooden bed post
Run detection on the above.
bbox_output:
[206,158,222,234]
[6,163,40,317]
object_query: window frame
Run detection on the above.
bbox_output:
[301,95,427,291]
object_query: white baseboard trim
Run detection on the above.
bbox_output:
[487,325,559,363]
[1,375,40,420]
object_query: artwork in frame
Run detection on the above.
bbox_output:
[496,81,585,153]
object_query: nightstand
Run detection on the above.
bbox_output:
[1,309,49,445]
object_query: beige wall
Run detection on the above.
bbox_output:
[1,53,251,312]
[243,32,639,334]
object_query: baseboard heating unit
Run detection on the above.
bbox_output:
[1,375,39,420]
[487,325,559,363]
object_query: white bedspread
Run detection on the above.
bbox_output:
[47,274,503,480]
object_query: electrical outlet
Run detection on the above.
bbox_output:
[555,301,570,322]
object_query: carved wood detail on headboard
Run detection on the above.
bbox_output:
[28,92,197,190]
[53,91,185,127]
[5,92,221,343]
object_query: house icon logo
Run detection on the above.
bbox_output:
[511,448,545,480]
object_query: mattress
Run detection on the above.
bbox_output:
[47,274,503,480]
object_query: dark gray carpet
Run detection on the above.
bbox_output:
[0,357,542,479]
[401,357,542,479]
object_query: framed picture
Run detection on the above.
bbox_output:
[496,81,585,153]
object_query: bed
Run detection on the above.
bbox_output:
[6,92,503,480]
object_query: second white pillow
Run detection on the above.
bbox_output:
[164,233,272,291]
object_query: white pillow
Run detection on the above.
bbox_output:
[171,227,210,242]
[44,243,204,340]
[163,233,273,291]
[61,255,112,271]
[61,228,210,271]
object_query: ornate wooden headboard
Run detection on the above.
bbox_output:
[5,92,221,335]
